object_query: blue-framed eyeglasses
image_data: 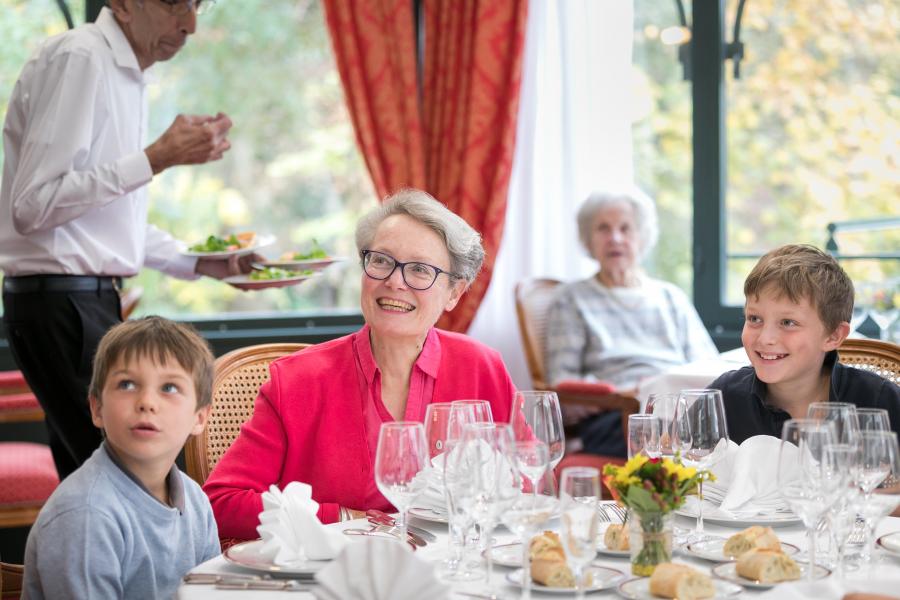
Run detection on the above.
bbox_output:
[154,0,213,16]
[361,250,460,291]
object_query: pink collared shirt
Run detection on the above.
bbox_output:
[204,324,516,540]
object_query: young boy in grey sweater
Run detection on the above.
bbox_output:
[23,317,220,599]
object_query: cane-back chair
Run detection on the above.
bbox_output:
[185,343,309,485]
[838,338,900,385]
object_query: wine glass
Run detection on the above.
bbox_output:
[374,422,429,548]
[559,467,600,600]
[424,402,480,581]
[627,414,662,459]
[777,418,838,581]
[450,399,494,431]
[856,408,891,432]
[510,391,565,490]
[645,393,691,461]
[856,431,900,565]
[678,389,730,540]
[822,442,861,579]
[449,422,518,593]
[500,442,557,600]
[807,402,860,446]
[511,391,565,470]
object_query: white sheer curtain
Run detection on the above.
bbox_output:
[469,0,635,389]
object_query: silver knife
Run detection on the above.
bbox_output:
[366,509,438,542]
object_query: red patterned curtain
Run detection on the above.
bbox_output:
[323,0,528,332]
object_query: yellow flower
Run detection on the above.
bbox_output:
[621,454,649,476]
[662,459,697,481]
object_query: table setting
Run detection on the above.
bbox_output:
[179,391,900,599]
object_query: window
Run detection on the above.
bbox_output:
[140,0,374,318]
[701,0,899,334]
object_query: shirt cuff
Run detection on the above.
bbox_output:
[166,253,201,280]
[117,152,153,193]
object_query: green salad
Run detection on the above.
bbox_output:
[188,234,242,253]
[248,267,313,281]
[288,239,328,261]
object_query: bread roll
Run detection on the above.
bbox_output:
[648,563,715,600]
[735,548,801,583]
[604,523,629,550]
[722,526,781,557]
[529,531,575,588]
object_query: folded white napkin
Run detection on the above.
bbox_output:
[417,451,450,512]
[685,435,800,519]
[256,482,348,565]
[313,536,449,600]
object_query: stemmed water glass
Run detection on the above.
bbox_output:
[374,422,429,549]
[678,389,730,540]
[822,442,861,579]
[856,431,900,565]
[559,467,600,600]
[499,442,557,600]
[448,422,518,593]
[627,414,661,459]
[424,402,481,581]
[645,393,691,461]
[807,402,860,445]
[856,408,891,433]
[777,418,838,581]
[510,391,565,470]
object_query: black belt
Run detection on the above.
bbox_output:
[2,275,122,294]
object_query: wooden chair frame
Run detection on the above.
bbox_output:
[838,338,900,385]
[184,343,308,485]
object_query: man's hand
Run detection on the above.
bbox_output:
[145,112,233,175]
[195,252,261,280]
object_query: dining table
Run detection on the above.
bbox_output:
[178,507,900,599]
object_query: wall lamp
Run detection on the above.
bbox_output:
[662,0,748,81]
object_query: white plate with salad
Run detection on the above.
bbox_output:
[224,268,316,291]
[181,233,274,258]
[255,241,344,271]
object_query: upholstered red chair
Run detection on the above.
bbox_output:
[0,371,58,529]
[514,278,639,497]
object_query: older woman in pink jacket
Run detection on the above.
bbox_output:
[204,190,516,539]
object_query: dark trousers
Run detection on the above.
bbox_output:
[3,286,121,479]
[580,410,627,458]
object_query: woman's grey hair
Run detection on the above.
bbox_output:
[355,189,485,285]
[576,187,659,259]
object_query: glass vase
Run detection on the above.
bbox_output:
[628,510,673,576]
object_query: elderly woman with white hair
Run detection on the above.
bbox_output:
[545,187,717,456]
[205,189,516,538]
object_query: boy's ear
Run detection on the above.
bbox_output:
[89,395,104,429]
[823,321,851,352]
[190,404,212,437]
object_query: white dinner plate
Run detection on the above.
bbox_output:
[876,531,900,558]
[255,257,346,271]
[617,576,743,599]
[675,504,801,528]
[711,561,829,589]
[684,536,800,562]
[506,565,625,594]
[408,506,449,524]
[181,234,275,258]
[223,272,316,291]
[485,542,524,567]
[223,540,328,577]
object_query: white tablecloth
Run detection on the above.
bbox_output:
[178,512,900,599]
[636,347,750,410]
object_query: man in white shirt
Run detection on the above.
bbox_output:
[0,0,248,478]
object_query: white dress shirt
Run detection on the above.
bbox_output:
[0,7,197,279]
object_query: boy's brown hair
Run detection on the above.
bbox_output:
[89,316,215,409]
[744,244,854,333]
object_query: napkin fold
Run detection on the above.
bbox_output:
[417,451,450,512]
[256,482,348,565]
[686,435,800,519]
[313,536,449,600]
[417,440,518,513]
